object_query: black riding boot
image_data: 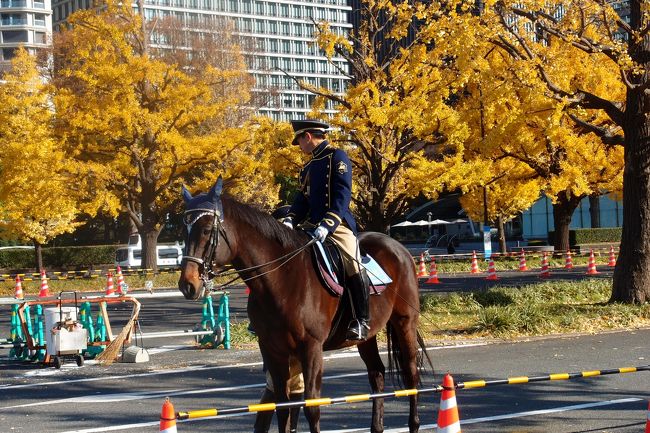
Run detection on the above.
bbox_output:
[253,387,275,433]
[346,271,370,341]
[289,392,303,433]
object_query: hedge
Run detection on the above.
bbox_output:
[0,245,119,271]
[548,227,622,246]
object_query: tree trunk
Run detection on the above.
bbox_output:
[33,240,43,271]
[589,194,600,228]
[612,1,650,303]
[497,214,507,254]
[140,227,160,272]
[551,193,582,255]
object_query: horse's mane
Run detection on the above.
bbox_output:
[222,195,308,250]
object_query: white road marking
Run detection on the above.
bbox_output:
[60,397,643,433]
[1,342,486,391]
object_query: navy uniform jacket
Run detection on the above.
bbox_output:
[288,140,357,234]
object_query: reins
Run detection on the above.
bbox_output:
[207,237,317,291]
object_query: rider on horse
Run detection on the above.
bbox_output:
[281,119,370,341]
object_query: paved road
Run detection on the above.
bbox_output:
[1,329,648,432]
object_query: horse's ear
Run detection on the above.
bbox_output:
[208,176,224,201]
[181,185,193,203]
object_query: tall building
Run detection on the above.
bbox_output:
[0,0,52,70]
[50,0,353,121]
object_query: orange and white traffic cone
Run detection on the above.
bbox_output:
[417,254,428,278]
[485,259,498,280]
[425,257,440,284]
[564,250,574,269]
[586,249,599,275]
[115,265,126,295]
[105,271,115,296]
[470,251,480,274]
[159,397,178,433]
[38,269,50,298]
[14,275,24,300]
[518,249,528,271]
[608,245,617,267]
[437,373,461,433]
[644,400,650,433]
[539,253,551,278]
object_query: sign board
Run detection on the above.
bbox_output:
[483,226,492,260]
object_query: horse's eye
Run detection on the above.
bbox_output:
[202,228,211,236]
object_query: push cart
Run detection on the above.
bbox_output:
[44,292,87,368]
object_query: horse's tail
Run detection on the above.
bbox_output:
[386,323,434,387]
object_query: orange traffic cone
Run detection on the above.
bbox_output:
[608,245,617,267]
[417,254,428,278]
[644,400,650,433]
[14,275,24,300]
[518,249,528,271]
[38,269,50,297]
[586,249,599,275]
[539,253,551,278]
[425,257,440,284]
[485,259,498,280]
[437,373,461,433]
[564,250,574,269]
[159,397,178,433]
[470,251,480,274]
[105,271,115,296]
[115,265,126,295]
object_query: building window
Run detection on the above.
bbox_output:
[2,30,29,43]
[1,13,27,26]
[281,22,290,35]
[0,0,27,6]
[33,0,45,8]
[254,1,263,15]
[34,13,46,26]
[2,47,16,60]
[242,0,251,13]
[34,31,46,43]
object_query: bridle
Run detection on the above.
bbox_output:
[182,177,226,285]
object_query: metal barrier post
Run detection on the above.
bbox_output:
[217,293,230,349]
[34,304,46,361]
[9,304,25,359]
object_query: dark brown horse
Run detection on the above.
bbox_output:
[178,179,431,433]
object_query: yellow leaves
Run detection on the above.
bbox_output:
[0,49,84,244]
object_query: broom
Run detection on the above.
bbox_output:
[96,299,141,365]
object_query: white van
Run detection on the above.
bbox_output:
[115,234,183,268]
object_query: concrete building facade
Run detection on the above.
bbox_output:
[50,0,352,121]
[0,0,52,70]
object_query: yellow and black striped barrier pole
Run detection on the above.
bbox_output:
[457,365,650,389]
[176,364,650,420]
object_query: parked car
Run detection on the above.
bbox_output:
[115,234,183,268]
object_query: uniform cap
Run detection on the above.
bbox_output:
[291,119,330,145]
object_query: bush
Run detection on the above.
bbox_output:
[548,228,621,246]
[0,245,118,271]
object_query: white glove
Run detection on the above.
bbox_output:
[313,226,328,242]
[282,219,293,229]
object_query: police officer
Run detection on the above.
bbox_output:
[282,119,370,340]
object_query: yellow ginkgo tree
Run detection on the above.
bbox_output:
[294,0,471,232]
[51,1,272,270]
[0,49,102,269]
[482,0,640,302]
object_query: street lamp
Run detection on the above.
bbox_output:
[427,211,432,237]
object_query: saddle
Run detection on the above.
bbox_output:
[311,239,392,297]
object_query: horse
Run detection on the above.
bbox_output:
[178,179,431,433]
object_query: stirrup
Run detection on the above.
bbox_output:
[346,319,369,341]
